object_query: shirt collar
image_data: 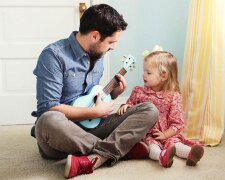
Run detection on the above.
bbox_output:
[68,31,88,60]
[143,86,164,99]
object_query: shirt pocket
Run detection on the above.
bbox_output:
[63,70,86,95]
[92,70,103,85]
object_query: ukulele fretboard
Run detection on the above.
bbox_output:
[102,68,127,95]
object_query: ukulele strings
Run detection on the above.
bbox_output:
[103,68,126,95]
[87,68,127,108]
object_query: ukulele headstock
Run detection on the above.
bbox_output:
[122,54,136,71]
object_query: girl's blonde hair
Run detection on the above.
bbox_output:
[144,51,180,93]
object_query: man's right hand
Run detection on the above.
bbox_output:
[94,93,114,118]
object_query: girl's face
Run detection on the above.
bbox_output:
[143,61,163,92]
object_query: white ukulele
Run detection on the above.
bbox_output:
[72,54,136,129]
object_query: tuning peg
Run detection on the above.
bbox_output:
[122,55,127,61]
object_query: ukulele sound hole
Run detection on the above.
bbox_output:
[93,95,97,103]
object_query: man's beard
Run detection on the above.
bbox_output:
[88,42,105,61]
[88,50,103,61]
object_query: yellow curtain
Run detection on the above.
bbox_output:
[181,0,225,146]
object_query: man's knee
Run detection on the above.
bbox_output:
[36,111,65,128]
[146,102,159,122]
[35,111,66,138]
[139,102,159,127]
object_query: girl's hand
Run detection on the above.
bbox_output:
[153,129,167,140]
[117,104,131,115]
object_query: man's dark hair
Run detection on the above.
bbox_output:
[79,4,128,40]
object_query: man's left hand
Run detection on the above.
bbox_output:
[111,74,127,99]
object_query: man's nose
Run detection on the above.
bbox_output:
[108,48,114,51]
[110,43,116,50]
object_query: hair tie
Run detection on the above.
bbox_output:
[152,45,163,52]
[142,50,150,58]
[142,45,163,58]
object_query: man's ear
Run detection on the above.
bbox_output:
[90,31,101,42]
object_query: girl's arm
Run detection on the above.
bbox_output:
[117,86,147,115]
[126,86,140,106]
[117,86,140,115]
[153,127,177,140]
[167,92,184,134]
[154,93,184,140]
[163,127,177,139]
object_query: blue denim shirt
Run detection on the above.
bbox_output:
[33,31,104,117]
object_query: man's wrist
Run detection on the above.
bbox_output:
[90,106,100,118]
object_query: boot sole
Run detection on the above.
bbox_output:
[186,145,204,166]
[166,146,176,168]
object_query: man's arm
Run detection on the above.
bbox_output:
[49,94,115,122]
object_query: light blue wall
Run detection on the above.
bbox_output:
[109,0,189,96]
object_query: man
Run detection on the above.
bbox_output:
[32,4,158,178]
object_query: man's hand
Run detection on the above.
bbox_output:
[117,104,131,115]
[111,74,127,99]
[94,93,114,118]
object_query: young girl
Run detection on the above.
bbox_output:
[118,50,204,168]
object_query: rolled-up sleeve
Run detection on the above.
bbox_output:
[34,49,63,116]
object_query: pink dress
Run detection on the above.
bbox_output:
[126,86,194,149]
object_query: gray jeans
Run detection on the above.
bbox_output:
[35,102,158,165]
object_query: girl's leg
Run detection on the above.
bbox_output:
[175,142,191,158]
[149,143,175,168]
[149,143,161,160]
